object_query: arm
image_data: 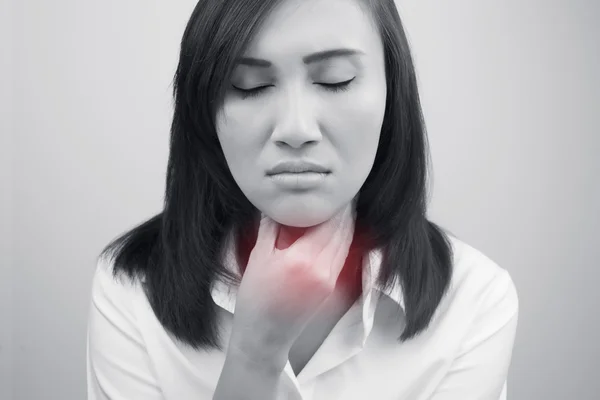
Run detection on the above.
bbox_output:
[430,269,519,400]
[212,341,288,400]
[88,259,292,400]
[86,260,164,400]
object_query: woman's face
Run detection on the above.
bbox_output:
[216,0,387,228]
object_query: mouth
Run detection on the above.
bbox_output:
[267,171,330,189]
[267,171,331,176]
[266,160,331,175]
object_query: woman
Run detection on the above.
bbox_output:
[86,0,519,399]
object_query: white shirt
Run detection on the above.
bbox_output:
[87,234,518,400]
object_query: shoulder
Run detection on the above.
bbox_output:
[89,256,146,320]
[441,235,519,322]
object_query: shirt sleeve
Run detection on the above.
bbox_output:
[86,259,164,400]
[429,269,519,400]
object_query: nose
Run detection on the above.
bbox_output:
[271,83,322,149]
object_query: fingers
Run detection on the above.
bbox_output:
[289,204,348,259]
[321,204,355,282]
[254,212,279,256]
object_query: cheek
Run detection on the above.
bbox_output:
[216,109,265,192]
[330,84,386,158]
[216,104,261,148]
[216,105,264,160]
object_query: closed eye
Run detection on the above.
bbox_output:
[231,84,272,99]
[318,77,355,93]
[231,77,355,99]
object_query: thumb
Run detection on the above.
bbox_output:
[254,212,279,256]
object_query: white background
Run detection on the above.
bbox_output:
[2,0,599,398]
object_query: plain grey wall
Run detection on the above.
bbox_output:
[4,0,599,399]
[1,0,14,398]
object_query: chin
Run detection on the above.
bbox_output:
[256,202,337,228]
[251,193,359,228]
[269,210,331,228]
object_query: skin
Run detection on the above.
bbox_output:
[212,0,391,382]
[216,0,388,245]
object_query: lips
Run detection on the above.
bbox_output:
[268,170,330,189]
[267,160,331,175]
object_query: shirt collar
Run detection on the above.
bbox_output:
[364,246,405,309]
[211,229,405,325]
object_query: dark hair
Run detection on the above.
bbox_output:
[100,0,454,351]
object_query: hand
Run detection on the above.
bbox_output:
[229,203,356,362]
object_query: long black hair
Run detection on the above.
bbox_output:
[100,0,454,351]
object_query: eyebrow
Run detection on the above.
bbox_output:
[235,48,365,68]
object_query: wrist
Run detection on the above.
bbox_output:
[227,341,288,375]
[227,332,289,372]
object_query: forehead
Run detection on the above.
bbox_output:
[243,0,379,61]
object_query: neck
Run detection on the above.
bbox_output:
[237,215,364,296]
[275,225,308,250]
